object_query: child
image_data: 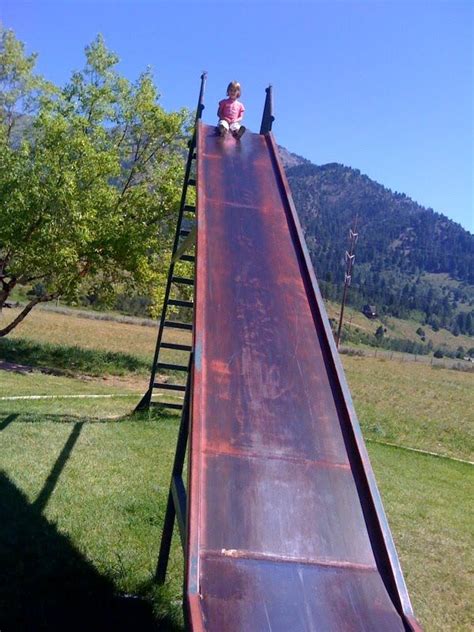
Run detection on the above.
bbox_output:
[217,81,246,139]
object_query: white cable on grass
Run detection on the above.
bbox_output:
[367,438,473,466]
[0,393,183,401]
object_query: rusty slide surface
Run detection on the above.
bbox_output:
[187,122,420,631]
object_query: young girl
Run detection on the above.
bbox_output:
[217,81,246,139]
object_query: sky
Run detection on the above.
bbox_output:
[1,0,473,232]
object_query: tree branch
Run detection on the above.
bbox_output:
[115,123,129,150]
[0,277,17,308]
[0,293,57,337]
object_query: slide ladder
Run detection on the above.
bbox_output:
[135,74,207,413]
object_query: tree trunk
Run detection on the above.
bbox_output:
[0,295,55,337]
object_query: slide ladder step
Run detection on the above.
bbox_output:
[153,383,186,392]
[160,342,192,352]
[150,401,183,411]
[164,320,193,331]
[172,276,194,286]
[157,362,189,372]
[168,299,194,309]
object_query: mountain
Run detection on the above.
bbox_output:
[277,146,309,169]
[281,159,474,337]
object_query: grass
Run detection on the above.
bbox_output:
[0,402,471,631]
[0,337,152,377]
[2,306,190,378]
[5,305,189,360]
[342,355,474,461]
[368,442,473,631]
[0,407,185,631]
[5,290,472,364]
[1,307,472,629]
[0,369,186,419]
[0,369,145,397]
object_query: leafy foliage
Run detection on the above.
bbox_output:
[0,30,190,336]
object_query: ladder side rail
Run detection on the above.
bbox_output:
[194,72,207,125]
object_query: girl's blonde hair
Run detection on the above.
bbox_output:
[227,81,241,98]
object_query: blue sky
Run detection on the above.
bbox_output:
[2,0,473,232]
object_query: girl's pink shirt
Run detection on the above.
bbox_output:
[218,98,245,123]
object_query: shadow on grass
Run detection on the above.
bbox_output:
[0,473,183,631]
[0,409,181,426]
[0,412,183,631]
[0,337,150,377]
[0,413,18,431]
[33,421,84,513]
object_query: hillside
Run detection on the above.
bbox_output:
[281,159,474,338]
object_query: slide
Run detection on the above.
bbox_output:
[186,122,421,631]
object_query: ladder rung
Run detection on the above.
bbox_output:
[188,178,196,186]
[164,320,193,331]
[161,342,192,352]
[184,204,195,213]
[150,402,183,411]
[172,276,194,286]
[168,299,193,308]
[157,362,189,372]
[180,254,195,263]
[153,382,186,392]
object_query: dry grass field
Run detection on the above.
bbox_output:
[342,355,474,461]
[5,306,159,359]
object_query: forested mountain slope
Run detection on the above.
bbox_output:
[279,156,473,336]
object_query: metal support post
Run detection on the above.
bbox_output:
[155,356,193,583]
[336,217,359,348]
[260,85,275,134]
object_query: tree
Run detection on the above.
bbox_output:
[374,325,385,343]
[0,30,190,336]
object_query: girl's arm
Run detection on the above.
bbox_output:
[235,104,245,123]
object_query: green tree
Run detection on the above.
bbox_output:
[0,30,190,336]
[374,325,385,343]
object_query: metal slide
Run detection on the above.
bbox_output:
[186,121,422,631]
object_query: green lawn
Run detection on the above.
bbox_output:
[0,318,472,630]
[0,407,185,631]
[1,368,140,396]
[342,355,474,461]
[369,442,473,631]
[0,386,472,630]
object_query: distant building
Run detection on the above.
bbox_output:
[362,304,377,319]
